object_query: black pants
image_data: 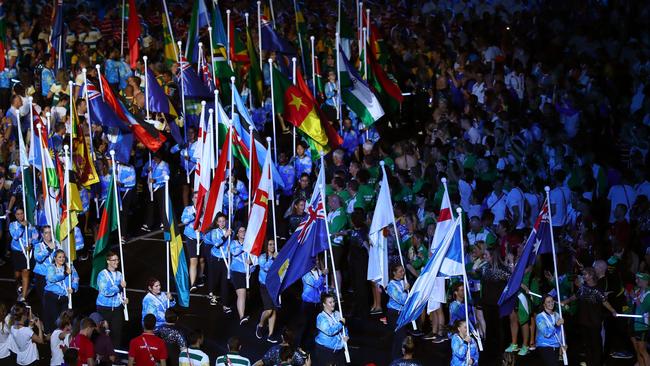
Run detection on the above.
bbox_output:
[538,347,560,366]
[207,256,230,304]
[313,344,346,366]
[387,309,407,360]
[348,245,369,318]
[146,188,166,229]
[42,291,69,333]
[298,301,320,349]
[34,274,46,300]
[119,189,136,237]
[580,325,602,366]
[97,305,125,348]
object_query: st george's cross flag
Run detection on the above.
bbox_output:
[242,148,272,257]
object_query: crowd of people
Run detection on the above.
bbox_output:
[0,0,649,365]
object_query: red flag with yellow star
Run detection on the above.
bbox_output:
[272,67,328,149]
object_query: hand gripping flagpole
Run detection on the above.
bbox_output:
[165,175,171,307]
[320,179,351,363]
[63,145,73,309]
[110,150,129,321]
[545,186,568,365]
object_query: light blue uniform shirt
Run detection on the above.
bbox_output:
[142,292,176,329]
[229,240,249,274]
[278,163,296,196]
[293,155,312,178]
[451,333,479,366]
[44,263,80,297]
[315,310,347,351]
[181,206,198,239]
[96,269,125,309]
[223,181,248,214]
[33,241,59,276]
[0,68,17,89]
[387,280,407,311]
[147,160,170,191]
[180,142,198,173]
[99,174,111,203]
[118,164,136,193]
[9,221,39,252]
[74,226,84,251]
[302,269,326,304]
[258,253,275,285]
[41,68,55,96]
[535,312,563,348]
[80,187,90,213]
[205,227,229,259]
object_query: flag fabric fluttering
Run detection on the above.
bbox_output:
[199,129,230,233]
[193,105,214,230]
[163,188,191,307]
[265,168,329,305]
[49,0,65,72]
[338,47,384,127]
[145,67,178,116]
[367,47,403,112]
[242,148,272,257]
[367,168,393,288]
[127,0,140,68]
[210,2,235,82]
[0,2,7,71]
[161,5,177,65]
[498,200,553,317]
[185,0,209,63]
[260,18,296,55]
[396,216,464,330]
[71,96,99,187]
[245,27,263,106]
[91,176,119,289]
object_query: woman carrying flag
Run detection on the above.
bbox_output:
[450,319,479,366]
[141,277,175,329]
[205,213,232,314]
[230,225,253,325]
[42,250,79,333]
[314,292,348,366]
[535,294,565,365]
[9,207,38,302]
[256,239,278,342]
[387,264,409,359]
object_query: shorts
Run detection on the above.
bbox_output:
[183,235,200,258]
[231,272,247,290]
[260,284,276,310]
[12,250,34,272]
[200,243,212,259]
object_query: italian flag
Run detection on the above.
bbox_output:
[91,176,119,289]
[339,48,384,127]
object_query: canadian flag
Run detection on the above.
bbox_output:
[242,148,272,256]
[199,130,230,233]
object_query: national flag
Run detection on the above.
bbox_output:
[127,0,140,68]
[210,3,235,81]
[199,130,230,233]
[193,105,214,230]
[91,176,118,289]
[163,189,190,307]
[368,169,393,288]
[367,47,403,112]
[498,200,553,316]
[71,96,99,187]
[38,138,60,244]
[396,216,464,329]
[266,168,329,305]
[86,83,130,132]
[185,0,209,63]
[145,67,178,116]
[49,0,65,72]
[271,67,328,148]
[0,1,7,71]
[361,10,384,63]
[99,74,167,152]
[58,155,82,261]
[314,55,324,101]
[339,47,384,127]
[233,85,254,128]
[199,51,215,92]
[161,6,177,65]
[16,110,36,224]
[179,58,214,99]
[106,128,134,163]
[245,27,263,106]
[242,148,272,257]
[336,39,352,89]
[229,25,249,63]
[260,18,295,55]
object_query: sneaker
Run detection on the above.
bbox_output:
[140,225,151,232]
[370,307,383,315]
[431,335,445,344]
[190,285,197,293]
[409,329,424,337]
[17,294,24,302]
[610,351,633,359]
[196,276,206,288]
[223,306,232,314]
[239,316,249,325]
[517,346,529,356]
[437,334,449,342]
[423,331,436,340]
[255,325,264,339]
[208,294,218,306]
[505,344,519,353]
[267,335,279,344]
[528,345,536,351]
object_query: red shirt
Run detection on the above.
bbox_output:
[69,334,95,366]
[128,333,168,366]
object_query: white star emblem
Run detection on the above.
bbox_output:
[533,238,542,254]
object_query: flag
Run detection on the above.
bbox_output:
[127,0,140,68]
[368,48,403,112]
[0,1,7,71]
[431,182,454,253]
[185,0,209,63]
[242,148,272,257]
[199,51,215,92]
[210,3,234,80]
[199,130,230,233]
[179,58,214,99]
[163,189,190,307]
[71,96,99,187]
[260,18,295,54]
[16,111,36,225]
[49,0,65,72]
[86,83,130,132]
[266,168,329,305]
[314,56,324,101]
[339,47,384,127]
[193,105,214,230]
[91,176,118,289]
[396,216,464,329]
[272,67,328,148]
[58,156,82,261]
[229,26,249,63]
[233,86,254,129]
[145,67,178,116]
[246,27,263,106]
[498,200,553,316]
[368,169,393,288]
[107,128,134,163]
[161,5,177,65]
[99,74,167,151]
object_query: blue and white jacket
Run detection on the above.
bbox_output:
[44,263,80,297]
[96,269,125,309]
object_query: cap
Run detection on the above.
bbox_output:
[636,272,650,282]
[89,312,103,325]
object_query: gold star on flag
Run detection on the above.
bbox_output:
[289,93,305,111]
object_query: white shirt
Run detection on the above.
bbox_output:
[486,190,508,226]
[607,185,636,223]
[179,347,210,366]
[525,192,542,228]
[11,326,39,365]
[471,82,486,104]
[506,187,526,229]
[0,322,13,359]
[549,186,572,227]
[50,329,69,366]
[458,179,475,212]
[505,71,525,100]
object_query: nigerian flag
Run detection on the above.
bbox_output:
[91,176,119,289]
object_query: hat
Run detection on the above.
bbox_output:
[636,272,650,282]
[607,255,619,266]
[89,312,103,326]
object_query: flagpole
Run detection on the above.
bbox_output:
[177,39,188,136]
[269,0,276,28]
[362,27,367,80]
[227,119,233,280]
[161,0,178,60]
[120,0,125,58]
[110,150,129,321]
[197,42,203,73]
[37,123,53,230]
[148,153,154,202]
[231,76,236,119]
[63,145,73,309]
[335,32,342,135]
[291,57,297,159]
[268,58,277,163]
[358,1,363,57]
[248,125,254,216]
[28,98,37,224]
[207,27,217,89]
[79,69,95,159]
[456,207,473,365]
[267,137,278,255]
[310,36,316,96]
[214,90,220,176]
[165,175,171,307]
[143,56,150,120]
[95,65,105,101]
[319,178,351,363]
[18,100,30,270]
[45,111,51,135]
[244,12,253,110]
[68,81,74,175]
[226,9,231,65]
[545,186,568,365]
[257,1,263,70]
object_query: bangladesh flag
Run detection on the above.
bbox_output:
[91,176,118,289]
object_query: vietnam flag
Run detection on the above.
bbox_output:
[271,67,328,149]
[127,0,140,68]
[242,148,272,257]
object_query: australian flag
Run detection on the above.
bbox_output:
[266,168,328,306]
[498,199,553,316]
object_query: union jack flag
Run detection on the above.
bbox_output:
[200,54,214,92]
[295,194,326,245]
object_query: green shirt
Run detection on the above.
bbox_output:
[633,290,650,332]
[328,207,348,246]
[357,184,376,210]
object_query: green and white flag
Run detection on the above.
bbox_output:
[339,48,384,127]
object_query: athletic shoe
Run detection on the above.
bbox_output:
[517,346,529,356]
[255,325,264,339]
[409,329,424,337]
[438,334,449,342]
[140,225,151,232]
[267,335,279,344]
[423,332,436,340]
[208,294,218,306]
[431,335,446,344]
[505,344,519,353]
[239,316,249,325]
[370,308,383,315]
[196,276,206,288]
[190,286,197,293]
[528,345,536,351]
[610,351,633,359]
[223,306,232,314]
[16,286,22,296]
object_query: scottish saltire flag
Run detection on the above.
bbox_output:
[163,190,190,307]
[266,168,328,305]
[260,18,296,54]
[396,216,464,330]
[498,200,553,317]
